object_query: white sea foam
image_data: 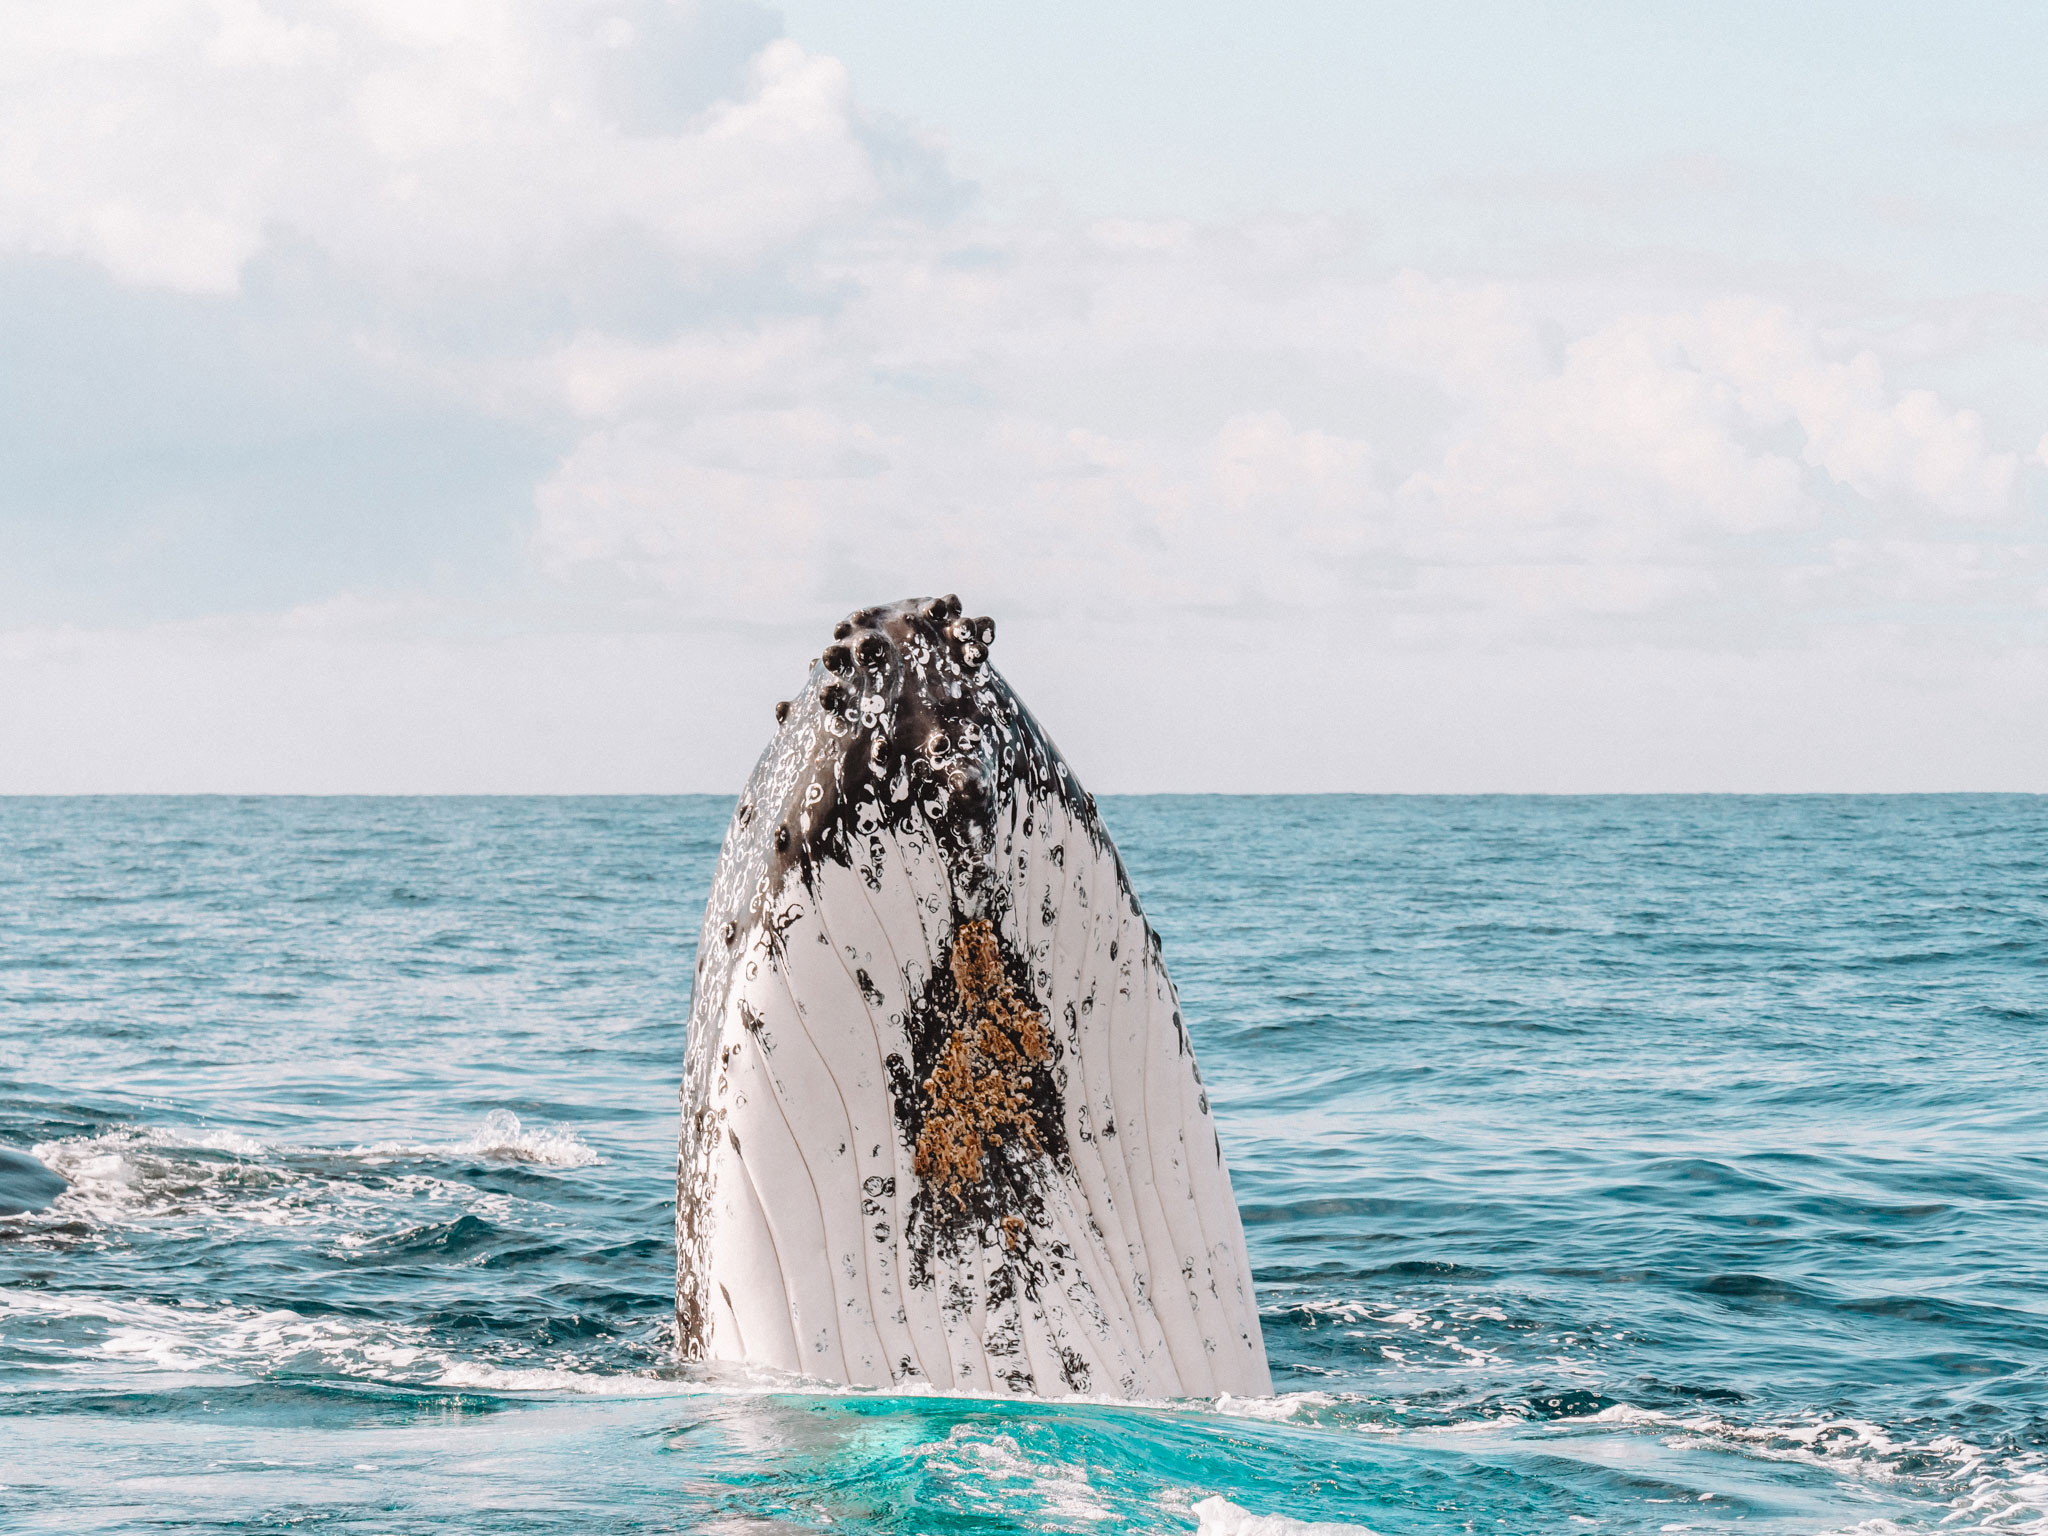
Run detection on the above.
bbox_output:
[428,1359,682,1396]
[31,1126,287,1228]
[24,1112,597,1240]
[1209,1390,1344,1423]
[934,1427,1117,1526]
[1276,1297,1507,1374]
[1192,1496,1380,1536]
[25,1125,519,1246]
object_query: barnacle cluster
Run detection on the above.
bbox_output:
[912,919,1053,1212]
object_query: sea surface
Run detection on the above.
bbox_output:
[2,794,2044,1535]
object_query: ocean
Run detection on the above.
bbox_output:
[2,794,2043,1534]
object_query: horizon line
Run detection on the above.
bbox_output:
[1,790,2040,801]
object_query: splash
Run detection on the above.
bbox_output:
[449,1108,600,1168]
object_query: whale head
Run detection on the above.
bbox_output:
[677,596,1269,1399]
[715,593,1087,918]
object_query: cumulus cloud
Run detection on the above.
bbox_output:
[7,4,2026,645]
[0,0,876,292]
[523,227,2042,644]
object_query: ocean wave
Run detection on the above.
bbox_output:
[24,1125,507,1239]
[0,1285,673,1395]
[1200,1392,2048,1533]
[30,1125,303,1230]
[1552,1404,2048,1534]
[23,1112,597,1232]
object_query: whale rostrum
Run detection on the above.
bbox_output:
[677,595,1271,1398]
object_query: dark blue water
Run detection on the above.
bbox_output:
[3,795,2044,1534]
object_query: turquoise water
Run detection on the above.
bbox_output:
[2,794,2044,1534]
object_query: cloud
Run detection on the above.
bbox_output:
[1683,302,2020,520]
[0,1,876,293]
[522,226,2043,645]
[8,5,2025,646]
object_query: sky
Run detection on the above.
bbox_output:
[1,0,2043,792]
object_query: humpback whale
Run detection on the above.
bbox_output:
[676,596,1270,1398]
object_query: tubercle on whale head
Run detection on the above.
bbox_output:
[740,596,1100,915]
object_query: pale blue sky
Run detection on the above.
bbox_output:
[0,2,2041,791]
[778,1,2048,279]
